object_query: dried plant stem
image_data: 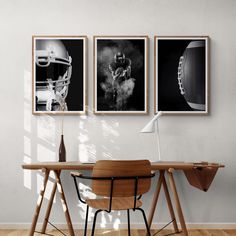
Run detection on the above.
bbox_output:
[61,104,65,135]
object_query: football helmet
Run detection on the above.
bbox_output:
[35,39,72,111]
[114,52,125,64]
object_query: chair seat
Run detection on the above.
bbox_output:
[86,197,142,210]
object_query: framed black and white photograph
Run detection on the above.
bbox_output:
[154,36,209,115]
[94,36,148,114]
[32,36,87,114]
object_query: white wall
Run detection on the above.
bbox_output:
[0,0,236,228]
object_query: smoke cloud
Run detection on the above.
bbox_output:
[97,40,143,110]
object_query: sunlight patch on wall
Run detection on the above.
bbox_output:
[100,212,107,228]
[113,218,121,230]
[77,201,87,220]
[24,70,31,101]
[102,151,113,159]
[108,213,112,222]
[23,70,32,190]
[24,102,31,133]
[36,174,43,195]
[37,116,56,145]
[76,183,95,220]
[37,173,54,200]
[23,155,31,189]
[24,136,31,156]
[79,144,97,163]
[99,207,114,229]
[79,182,95,199]
[37,144,56,162]
[78,132,89,143]
[101,120,119,138]
[78,144,89,162]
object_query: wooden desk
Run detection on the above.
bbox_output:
[22,161,224,236]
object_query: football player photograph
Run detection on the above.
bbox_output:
[106,52,132,111]
[155,36,209,115]
[32,36,86,114]
[94,36,148,114]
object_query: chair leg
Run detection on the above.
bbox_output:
[127,209,131,236]
[136,208,151,236]
[84,205,89,236]
[91,209,102,236]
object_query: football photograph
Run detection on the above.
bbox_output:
[155,36,209,114]
[32,36,87,114]
[94,36,148,114]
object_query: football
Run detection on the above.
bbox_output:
[115,67,124,77]
[177,41,206,111]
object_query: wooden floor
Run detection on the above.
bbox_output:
[0,229,236,236]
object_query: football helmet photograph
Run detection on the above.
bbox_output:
[33,36,86,114]
[35,39,72,111]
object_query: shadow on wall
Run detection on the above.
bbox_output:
[23,69,122,228]
[78,109,121,163]
[76,181,122,230]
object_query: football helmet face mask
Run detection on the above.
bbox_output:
[114,52,125,64]
[35,39,72,111]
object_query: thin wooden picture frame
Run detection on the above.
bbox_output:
[154,36,209,115]
[93,36,149,115]
[32,35,87,115]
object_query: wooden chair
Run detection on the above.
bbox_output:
[71,160,155,236]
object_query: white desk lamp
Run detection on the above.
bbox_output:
[140,111,163,161]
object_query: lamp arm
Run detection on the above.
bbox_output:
[151,111,163,123]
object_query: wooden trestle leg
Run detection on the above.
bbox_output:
[29,168,50,236]
[168,168,188,236]
[41,179,58,233]
[54,170,75,236]
[162,175,179,233]
[147,170,165,228]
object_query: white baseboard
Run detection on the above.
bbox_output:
[181,223,236,229]
[0,222,236,230]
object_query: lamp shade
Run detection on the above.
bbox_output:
[140,111,163,133]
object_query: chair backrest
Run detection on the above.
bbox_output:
[92,160,152,197]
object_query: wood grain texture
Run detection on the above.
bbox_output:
[29,169,49,236]
[184,167,219,191]
[86,197,142,210]
[147,170,164,228]
[168,170,188,236]
[53,171,75,236]
[91,160,152,197]
[0,229,235,236]
[21,161,224,171]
